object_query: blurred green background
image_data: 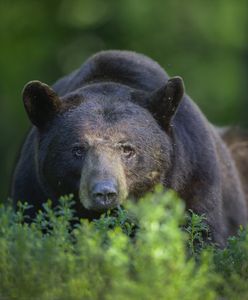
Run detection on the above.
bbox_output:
[1,0,248,201]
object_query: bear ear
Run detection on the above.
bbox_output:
[148,76,184,129]
[22,80,61,128]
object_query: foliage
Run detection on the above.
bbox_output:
[0,191,218,300]
[1,189,248,299]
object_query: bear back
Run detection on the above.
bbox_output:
[53,50,169,96]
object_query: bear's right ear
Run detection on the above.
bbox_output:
[22,80,61,128]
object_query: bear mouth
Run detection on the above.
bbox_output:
[79,192,120,212]
[78,204,124,222]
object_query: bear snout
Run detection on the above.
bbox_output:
[89,179,119,211]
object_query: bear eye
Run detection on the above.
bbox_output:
[72,146,85,159]
[119,143,136,159]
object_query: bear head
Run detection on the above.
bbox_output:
[22,78,184,215]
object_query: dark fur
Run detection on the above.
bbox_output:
[12,50,247,246]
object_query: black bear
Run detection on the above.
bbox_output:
[11,50,248,247]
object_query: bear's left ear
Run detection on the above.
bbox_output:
[22,80,62,128]
[148,76,184,129]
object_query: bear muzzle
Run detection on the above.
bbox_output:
[89,179,119,211]
[79,176,124,212]
[78,148,128,211]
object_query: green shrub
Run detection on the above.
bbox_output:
[1,189,248,300]
[183,206,248,300]
[0,190,216,300]
[213,227,248,299]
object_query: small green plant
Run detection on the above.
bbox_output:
[92,206,137,238]
[184,209,212,256]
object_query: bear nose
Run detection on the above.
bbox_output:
[90,180,118,210]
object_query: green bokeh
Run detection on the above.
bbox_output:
[1,0,248,200]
